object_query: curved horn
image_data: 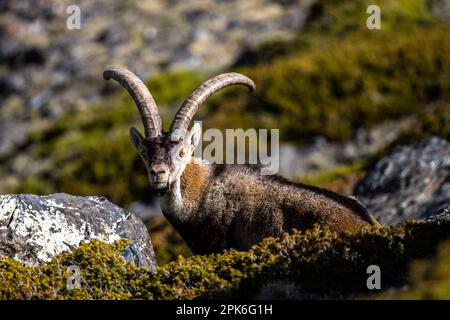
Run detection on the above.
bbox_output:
[169,72,255,138]
[103,66,162,137]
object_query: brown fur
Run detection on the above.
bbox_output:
[180,163,209,203]
[161,161,380,254]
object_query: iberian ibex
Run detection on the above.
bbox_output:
[103,66,380,254]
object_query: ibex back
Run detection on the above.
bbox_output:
[104,66,380,254]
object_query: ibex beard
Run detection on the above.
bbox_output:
[104,66,381,255]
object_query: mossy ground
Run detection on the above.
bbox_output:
[377,241,450,299]
[1,218,450,300]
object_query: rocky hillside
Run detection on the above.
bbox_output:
[0,0,314,157]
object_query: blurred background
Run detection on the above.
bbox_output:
[0,0,449,264]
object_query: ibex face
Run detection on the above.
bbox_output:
[129,125,202,195]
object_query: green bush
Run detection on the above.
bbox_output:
[1,217,450,300]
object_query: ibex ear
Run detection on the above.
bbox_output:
[130,127,144,150]
[189,122,202,150]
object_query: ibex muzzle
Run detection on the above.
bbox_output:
[104,66,381,255]
[149,164,168,182]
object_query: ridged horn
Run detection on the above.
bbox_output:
[169,72,255,139]
[103,66,162,137]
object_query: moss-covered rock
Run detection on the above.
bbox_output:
[0,193,156,270]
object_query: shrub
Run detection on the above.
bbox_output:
[1,217,450,300]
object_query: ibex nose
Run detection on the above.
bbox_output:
[149,165,169,183]
[150,168,166,177]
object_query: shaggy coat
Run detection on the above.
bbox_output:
[161,161,379,254]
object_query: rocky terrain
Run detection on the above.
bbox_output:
[0,193,156,270]
[0,0,315,158]
[356,137,450,225]
[279,118,415,179]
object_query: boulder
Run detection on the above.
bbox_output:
[0,193,157,271]
[355,137,450,225]
[425,204,450,223]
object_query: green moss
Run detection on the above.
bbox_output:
[1,218,450,299]
[0,239,140,299]
[235,0,439,67]
[306,0,435,36]
[147,70,204,111]
[210,1,449,142]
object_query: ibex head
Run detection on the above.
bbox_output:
[103,66,255,195]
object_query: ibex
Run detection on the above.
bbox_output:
[104,66,380,254]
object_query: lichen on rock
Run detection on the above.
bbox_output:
[0,193,156,271]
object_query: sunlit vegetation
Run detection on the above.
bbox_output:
[1,217,449,299]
